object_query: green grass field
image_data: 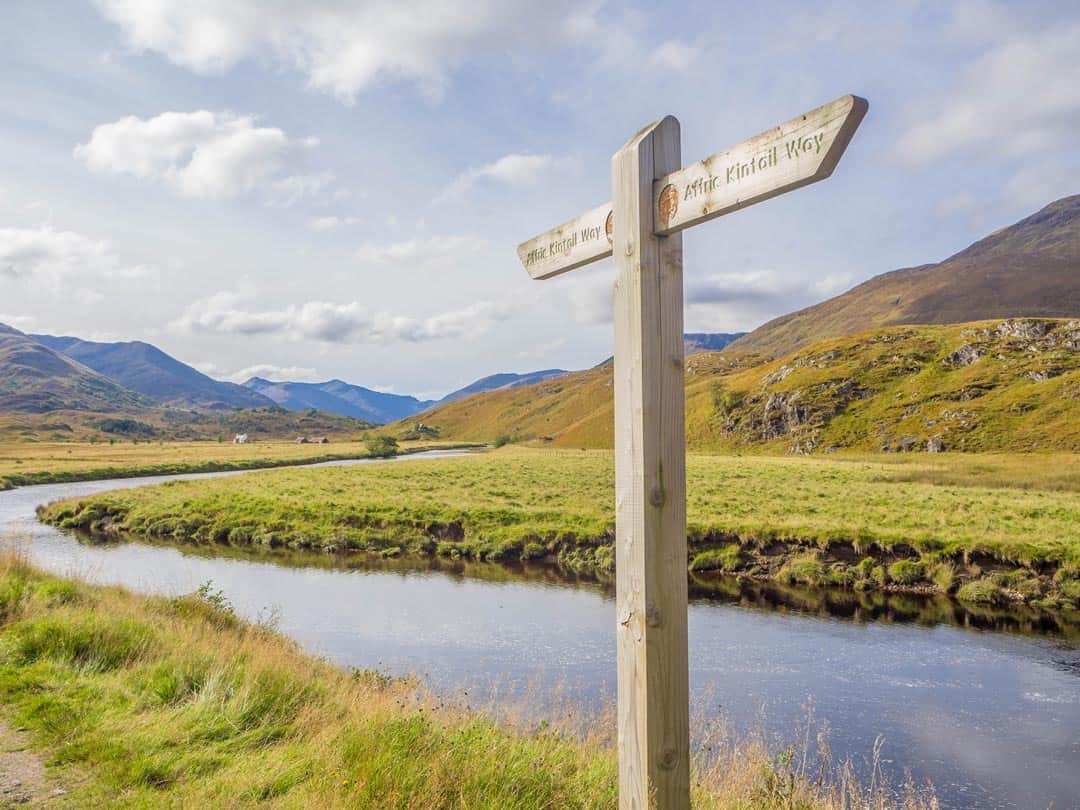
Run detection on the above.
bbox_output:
[0,553,934,808]
[41,448,1080,608]
[0,439,466,490]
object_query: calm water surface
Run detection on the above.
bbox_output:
[2,455,1078,810]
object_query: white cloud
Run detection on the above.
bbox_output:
[355,235,485,266]
[1002,165,1076,211]
[75,111,330,203]
[895,21,1080,166]
[0,313,37,331]
[195,361,320,383]
[0,224,153,292]
[687,270,851,308]
[649,40,698,72]
[93,0,599,103]
[171,291,512,345]
[435,153,575,203]
[684,271,853,333]
[935,192,977,220]
[309,215,360,231]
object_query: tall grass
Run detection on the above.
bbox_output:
[0,548,936,808]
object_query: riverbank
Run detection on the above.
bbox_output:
[39,448,1080,610]
[0,552,935,808]
[0,440,481,490]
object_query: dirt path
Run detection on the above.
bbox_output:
[0,719,68,807]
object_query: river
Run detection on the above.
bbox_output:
[1,453,1077,809]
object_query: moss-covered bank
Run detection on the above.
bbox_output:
[38,448,1080,611]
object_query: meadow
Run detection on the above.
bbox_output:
[41,448,1080,609]
[0,552,939,808]
[0,439,465,490]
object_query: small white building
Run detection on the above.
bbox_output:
[233,434,248,444]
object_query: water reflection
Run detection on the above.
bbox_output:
[66,532,1080,644]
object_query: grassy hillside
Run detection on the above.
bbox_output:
[41,449,1080,607]
[400,318,1080,453]
[731,195,1080,357]
[34,334,274,410]
[0,325,150,415]
[0,405,377,444]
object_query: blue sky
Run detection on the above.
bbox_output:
[1,0,1077,398]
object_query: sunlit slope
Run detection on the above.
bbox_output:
[730,195,1080,358]
[403,319,1080,453]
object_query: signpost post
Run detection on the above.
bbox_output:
[517,94,867,810]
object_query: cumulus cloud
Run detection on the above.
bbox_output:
[195,361,320,383]
[309,215,360,231]
[75,110,329,202]
[93,0,599,102]
[0,224,154,292]
[171,291,512,345]
[435,153,576,203]
[895,21,1080,166]
[355,235,485,266]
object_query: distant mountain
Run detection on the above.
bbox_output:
[683,333,746,355]
[0,324,149,414]
[33,335,275,411]
[244,378,435,424]
[731,195,1080,358]
[438,369,569,405]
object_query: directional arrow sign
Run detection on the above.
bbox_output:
[517,94,866,279]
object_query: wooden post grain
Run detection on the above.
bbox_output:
[611,115,689,810]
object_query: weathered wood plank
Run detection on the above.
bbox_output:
[612,115,689,810]
[652,94,867,236]
[516,202,613,280]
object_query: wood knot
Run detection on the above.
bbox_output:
[645,603,661,627]
[659,747,679,770]
[648,485,665,507]
[624,239,635,256]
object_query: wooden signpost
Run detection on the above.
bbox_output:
[517,94,867,809]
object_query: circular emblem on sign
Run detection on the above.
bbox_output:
[658,183,679,226]
[605,211,614,245]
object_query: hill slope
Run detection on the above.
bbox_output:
[438,369,569,405]
[244,378,434,424]
[0,324,149,414]
[683,333,745,354]
[33,335,274,411]
[731,195,1080,358]
[401,318,1080,453]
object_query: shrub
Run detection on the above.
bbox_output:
[365,435,399,458]
[887,560,925,586]
[956,579,1005,606]
[930,563,956,593]
[0,575,29,624]
[521,542,546,561]
[777,554,825,586]
[11,615,156,672]
[689,545,742,573]
[493,434,513,448]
